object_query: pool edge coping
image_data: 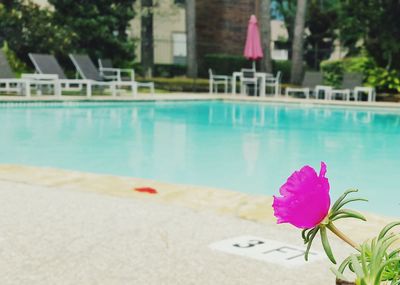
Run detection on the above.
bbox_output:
[0,93,399,110]
[0,164,395,243]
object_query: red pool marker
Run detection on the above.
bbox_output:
[134,187,158,194]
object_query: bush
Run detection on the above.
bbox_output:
[320,60,343,87]
[153,64,186,78]
[2,42,29,75]
[320,57,400,93]
[146,77,209,92]
[202,54,252,77]
[367,68,400,93]
[272,60,291,83]
[321,57,375,87]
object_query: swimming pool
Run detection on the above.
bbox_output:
[0,101,399,216]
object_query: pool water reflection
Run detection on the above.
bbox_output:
[0,101,399,216]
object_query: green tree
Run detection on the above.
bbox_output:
[49,0,137,66]
[141,0,154,78]
[290,0,307,84]
[0,1,74,68]
[186,0,197,78]
[304,1,338,69]
[273,0,297,55]
[339,1,400,70]
[260,0,273,73]
[274,0,339,70]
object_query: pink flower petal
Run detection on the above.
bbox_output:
[273,162,330,229]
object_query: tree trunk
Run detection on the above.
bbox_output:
[141,0,154,78]
[186,0,197,78]
[260,0,273,73]
[290,0,307,84]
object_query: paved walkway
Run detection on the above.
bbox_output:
[0,165,394,285]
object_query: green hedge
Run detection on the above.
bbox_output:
[153,64,186,78]
[272,60,292,83]
[202,54,252,77]
[144,77,209,92]
[132,63,186,78]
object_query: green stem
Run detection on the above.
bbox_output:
[327,223,361,251]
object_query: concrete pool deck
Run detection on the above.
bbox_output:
[0,92,400,110]
[0,164,396,284]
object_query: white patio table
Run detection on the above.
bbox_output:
[231,71,272,97]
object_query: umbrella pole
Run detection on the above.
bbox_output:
[252,61,256,70]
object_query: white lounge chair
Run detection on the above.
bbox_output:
[1,51,57,97]
[29,53,109,97]
[285,71,332,99]
[331,73,375,101]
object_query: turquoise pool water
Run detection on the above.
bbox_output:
[0,101,399,216]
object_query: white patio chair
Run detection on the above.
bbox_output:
[208,69,231,94]
[240,69,258,96]
[265,71,282,96]
[98,58,135,82]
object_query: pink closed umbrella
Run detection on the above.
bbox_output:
[244,15,264,70]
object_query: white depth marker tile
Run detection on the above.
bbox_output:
[209,235,325,267]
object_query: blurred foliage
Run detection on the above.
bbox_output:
[339,1,400,70]
[202,54,252,77]
[49,0,137,67]
[321,56,400,93]
[272,60,292,83]
[273,0,339,69]
[2,41,28,74]
[0,1,75,68]
[150,77,209,92]
[304,0,339,69]
[153,64,186,78]
[320,57,374,87]
[367,68,400,94]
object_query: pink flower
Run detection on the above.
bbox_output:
[273,162,330,229]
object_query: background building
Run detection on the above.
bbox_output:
[130,1,187,65]
[31,0,289,67]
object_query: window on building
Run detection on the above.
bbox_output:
[172,32,187,65]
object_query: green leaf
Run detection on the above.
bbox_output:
[338,256,353,273]
[331,214,367,222]
[374,258,400,285]
[350,254,365,279]
[378,222,400,240]
[334,198,368,211]
[321,226,336,264]
[331,267,350,282]
[331,189,359,213]
[330,209,367,222]
[305,227,319,261]
[301,229,309,242]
